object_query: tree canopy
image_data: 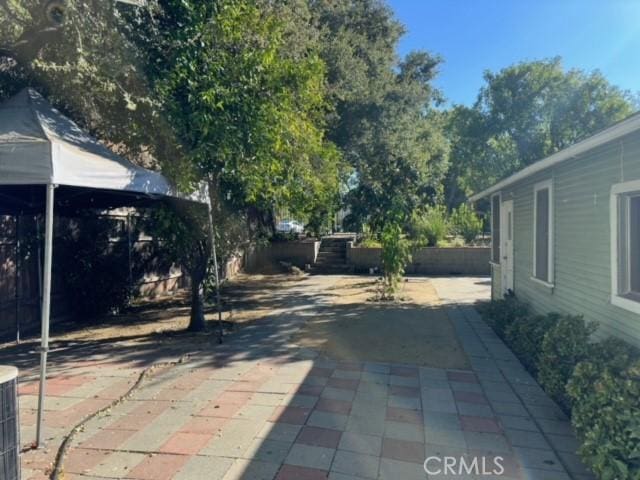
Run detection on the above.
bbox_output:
[310,0,448,232]
[444,58,636,207]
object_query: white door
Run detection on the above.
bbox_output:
[501,200,514,294]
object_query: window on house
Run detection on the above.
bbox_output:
[614,192,640,300]
[533,181,553,284]
[491,194,500,263]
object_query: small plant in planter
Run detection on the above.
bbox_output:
[379,222,411,300]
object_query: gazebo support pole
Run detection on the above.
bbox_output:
[36,183,55,448]
[206,204,224,343]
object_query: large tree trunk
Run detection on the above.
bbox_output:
[188,269,206,332]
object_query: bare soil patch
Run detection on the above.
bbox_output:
[294,276,469,368]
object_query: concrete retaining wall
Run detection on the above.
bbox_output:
[245,240,320,270]
[347,244,490,275]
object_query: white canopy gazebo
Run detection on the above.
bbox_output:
[0,88,214,446]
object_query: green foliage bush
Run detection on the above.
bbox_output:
[505,313,560,375]
[567,338,640,480]
[477,295,530,339]
[360,237,382,248]
[451,203,482,244]
[380,222,411,299]
[410,205,450,247]
[537,314,598,412]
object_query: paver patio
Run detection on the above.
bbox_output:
[10,275,594,479]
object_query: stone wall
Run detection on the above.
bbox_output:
[347,243,490,275]
[245,240,320,271]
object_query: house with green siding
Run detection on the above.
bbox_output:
[470,112,640,347]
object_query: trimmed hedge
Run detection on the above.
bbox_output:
[567,338,640,480]
[477,294,530,338]
[479,297,640,480]
[504,312,560,375]
[537,315,598,412]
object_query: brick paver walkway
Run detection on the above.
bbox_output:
[15,276,594,479]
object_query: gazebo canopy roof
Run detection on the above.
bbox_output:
[0,88,206,213]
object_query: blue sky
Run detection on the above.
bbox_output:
[387,0,640,106]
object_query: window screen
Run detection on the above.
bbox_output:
[492,195,500,263]
[535,188,550,282]
[629,196,640,293]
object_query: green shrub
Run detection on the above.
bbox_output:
[567,338,640,480]
[359,236,382,248]
[477,295,530,339]
[410,205,450,247]
[505,313,560,375]
[380,222,412,299]
[451,203,482,244]
[538,314,598,411]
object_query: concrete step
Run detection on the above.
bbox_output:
[316,255,347,263]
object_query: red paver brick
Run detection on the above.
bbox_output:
[80,428,135,450]
[296,426,342,449]
[298,385,324,396]
[326,378,359,390]
[336,362,362,371]
[226,381,263,392]
[198,402,242,418]
[447,371,479,384]
[269,406,312,425]
[386,407,423,424]
[63,448,112,474]
[382,438,425,464]
[309,367,333,378]
[215,391,253,404]
[127,453,190,480]
[159,431,212,455]
[105,401,170,430]
[18,382,39,395]
[390,366,419,377]
[276,464,329,480]
[49,375,95,386]
[21,445,58,471]
[390,385,420,398]
[180,416,227,434]
[20,382,76,396]
[453,391,488,404]
[314,398,351,415]
[460,415,503,433]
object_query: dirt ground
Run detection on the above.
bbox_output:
[3,273,468,370]
[293,276,469,369]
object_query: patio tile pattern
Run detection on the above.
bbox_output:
[13,276,595,479]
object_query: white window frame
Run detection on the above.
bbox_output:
[490,192,501,265]
[610,179,640,314]
[532,179,554,287]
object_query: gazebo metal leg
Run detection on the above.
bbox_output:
[36,183,55,448]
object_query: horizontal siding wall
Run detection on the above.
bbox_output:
[500,130,640,348]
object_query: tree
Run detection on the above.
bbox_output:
[151,0,340,218]
[309,1,449,295]
[144,204,212,331]
[445,58,635,207]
